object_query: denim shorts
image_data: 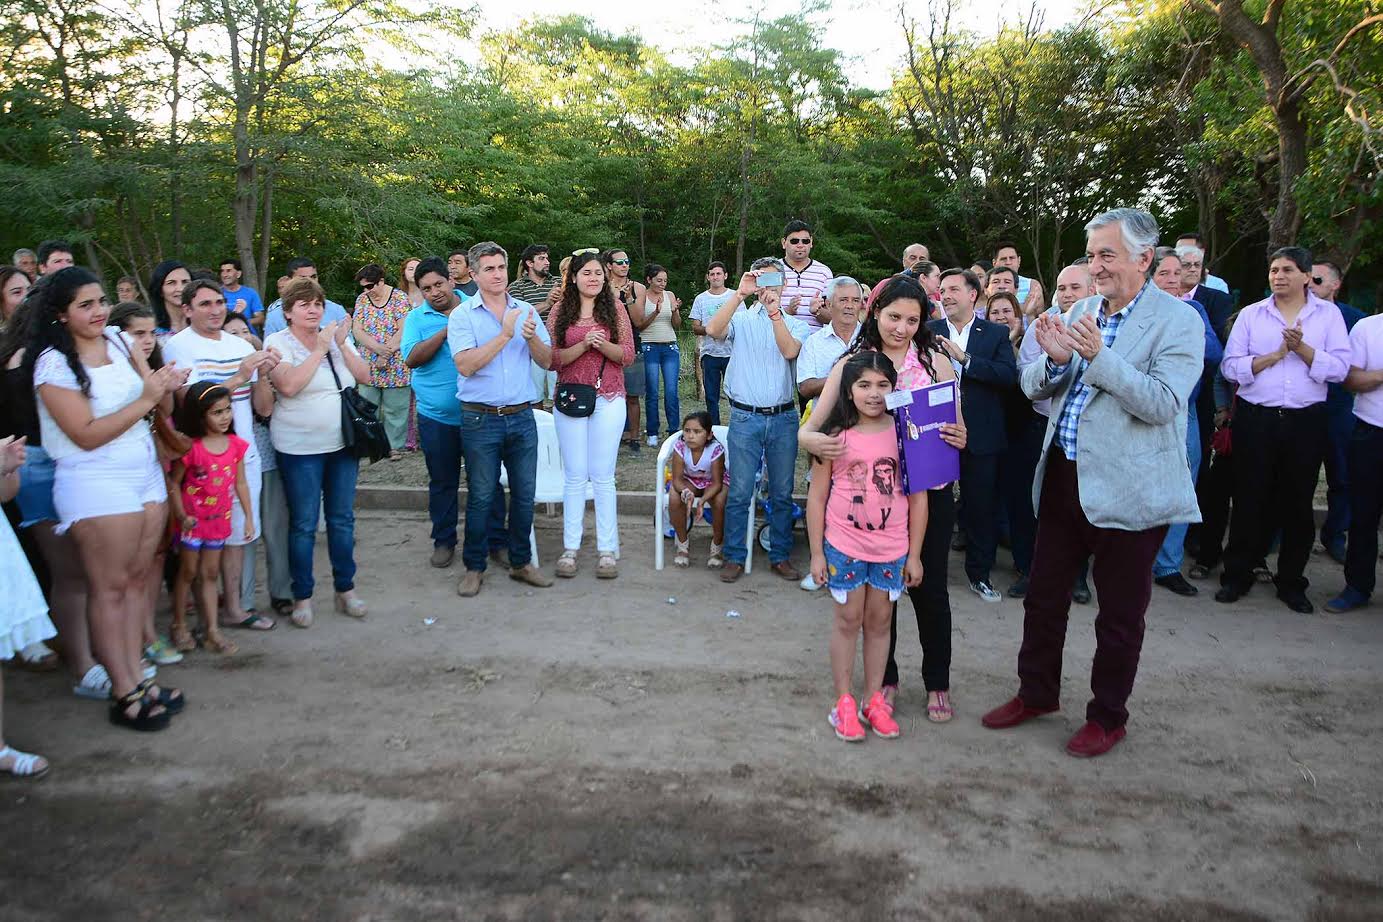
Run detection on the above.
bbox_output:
[823,538,907,604]
[15,444,58,528]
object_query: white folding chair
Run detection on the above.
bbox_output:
[654,424,753,571]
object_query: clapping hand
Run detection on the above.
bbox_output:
[584,328,607,349]
[520,308,538,341]
[1068,315,1104,361]
[315,321,341,354]
[1282,322,1304,355]
[1033,312,1074,365]
[500,307,522,338]
[141,363,184,403]
[0,435,26,476]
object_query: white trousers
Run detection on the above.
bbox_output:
[553,395,625,554]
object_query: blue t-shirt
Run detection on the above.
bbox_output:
[446,294,551,407]
[401,302,462,426]
[223,285,264,320]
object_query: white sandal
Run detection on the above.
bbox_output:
[73,664,112,700]
[291,602,314,629]
[18,642,58,671]
[673,539,690,568]
[707,542,725,569]
[556,550,578,578]
[0,745,50,781]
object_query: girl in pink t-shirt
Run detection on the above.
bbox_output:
[170,382,253,655]
[806,352,927,743]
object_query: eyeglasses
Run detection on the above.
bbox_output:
[611,258,631,266]
[1311,276,1324,284]
[787,237,812,245]
[572,248,598,256]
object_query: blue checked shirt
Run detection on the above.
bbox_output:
[1049,284,1152,460]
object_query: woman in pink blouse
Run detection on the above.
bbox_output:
[352,264,413,460]
[547,251,635,579]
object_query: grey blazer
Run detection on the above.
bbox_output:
[1023,286,1205,531]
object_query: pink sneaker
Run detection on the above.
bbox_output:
[862,691,900,739]
[829,694,866,742]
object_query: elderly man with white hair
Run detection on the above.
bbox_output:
[982,207,1205,758]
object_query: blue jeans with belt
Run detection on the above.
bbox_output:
[417,413,507,551]
[643,342,680,437]
[276,448,358,599]
[460,409,536,572]
[1153,410,1201,578]
[723,406,798,566]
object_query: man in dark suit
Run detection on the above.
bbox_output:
[1310,260,1367,562]
[932,268,1019,602]
[1178,243,1234,522]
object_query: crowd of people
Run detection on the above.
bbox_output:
[0,207,1380,778]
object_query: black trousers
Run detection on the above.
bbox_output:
[1193,444,1234,569]
[1344,420,1383,597]
[959,451,1000,584]
[884,487,955,691]
[998,410,1043,576]
[1221,400,1327,593]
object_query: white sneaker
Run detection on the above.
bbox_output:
[799,573,823,591]
[647,435,659,447]
[969,579,1002,603]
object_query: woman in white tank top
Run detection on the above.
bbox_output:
[633,264,682,445]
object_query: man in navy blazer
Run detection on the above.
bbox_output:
[931,268,1019,602]
[1179,244,1234,504]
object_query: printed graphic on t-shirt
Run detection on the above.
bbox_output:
[840,455,899,532]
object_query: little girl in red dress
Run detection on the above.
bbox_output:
[170,382,254,655]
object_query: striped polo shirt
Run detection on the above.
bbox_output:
[782,259,833,330]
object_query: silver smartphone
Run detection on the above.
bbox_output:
[757,271,784,287]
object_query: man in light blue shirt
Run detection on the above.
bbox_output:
[448,242,553,597]
[261,257,348,335]
[220,257,265,322]
[706,257,812,582]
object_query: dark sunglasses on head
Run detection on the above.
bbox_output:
[1311,276,1324,284]
[787,237,812,245]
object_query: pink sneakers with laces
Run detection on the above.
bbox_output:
[829,694,866,742]
[862,690,900,739]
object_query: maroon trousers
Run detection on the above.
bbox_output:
[1017,452,1168,730]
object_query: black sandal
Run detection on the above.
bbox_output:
[139,678,185,715]
[109,686,171,732]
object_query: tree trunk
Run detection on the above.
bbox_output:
[257,160,275,293]
[232,118,260,296]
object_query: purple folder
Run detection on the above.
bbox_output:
[892,380,960,494]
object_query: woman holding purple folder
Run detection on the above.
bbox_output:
[801,276,967,723]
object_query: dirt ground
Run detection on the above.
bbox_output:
[3,508,1381,921]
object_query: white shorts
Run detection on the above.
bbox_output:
[53,438,167,534]
[228,449,263,546]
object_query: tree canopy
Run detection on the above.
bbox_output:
[1,0,1378,308]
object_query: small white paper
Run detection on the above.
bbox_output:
[928,385,955,407]
[885,390,913,410]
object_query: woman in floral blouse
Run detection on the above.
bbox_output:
[351,264,413,459]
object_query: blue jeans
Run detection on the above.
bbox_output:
[417,414,506,550]
[1154,411,1201,578]
[724,408,798,566]
[701,354,730,427]
[277,448,358,599]
[460,409,536,572]
[643,343,680,437]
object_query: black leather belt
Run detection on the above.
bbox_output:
[729,399,796,416]
[462,402,538,416]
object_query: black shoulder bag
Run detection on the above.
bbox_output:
[554,356,607,418]
[324,349,390,462]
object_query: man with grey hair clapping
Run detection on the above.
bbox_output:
[982,207,1205,759]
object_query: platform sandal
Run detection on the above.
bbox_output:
[109,686,171,732]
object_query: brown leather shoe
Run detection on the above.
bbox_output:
[457,570,484,597]
[980,696,1058,729]
[720,562,744,583]
[510,563,554,588]
[771,561,803,581]
[1065,721,1126,758]
[430,545,455,568]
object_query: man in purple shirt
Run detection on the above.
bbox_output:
[1215,246,1352,613]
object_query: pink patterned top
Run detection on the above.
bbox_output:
[179,435,248,541]
[894,344,935,392]
[546,305,636,399]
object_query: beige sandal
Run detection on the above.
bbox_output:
[556,550,578,578]
[707,542,725,569]
[596,553,619,579]
[673,539,690,568]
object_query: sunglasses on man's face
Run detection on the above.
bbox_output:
[611,259,631,266]
[787,237,812,245]
[1312,276,1324,284]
